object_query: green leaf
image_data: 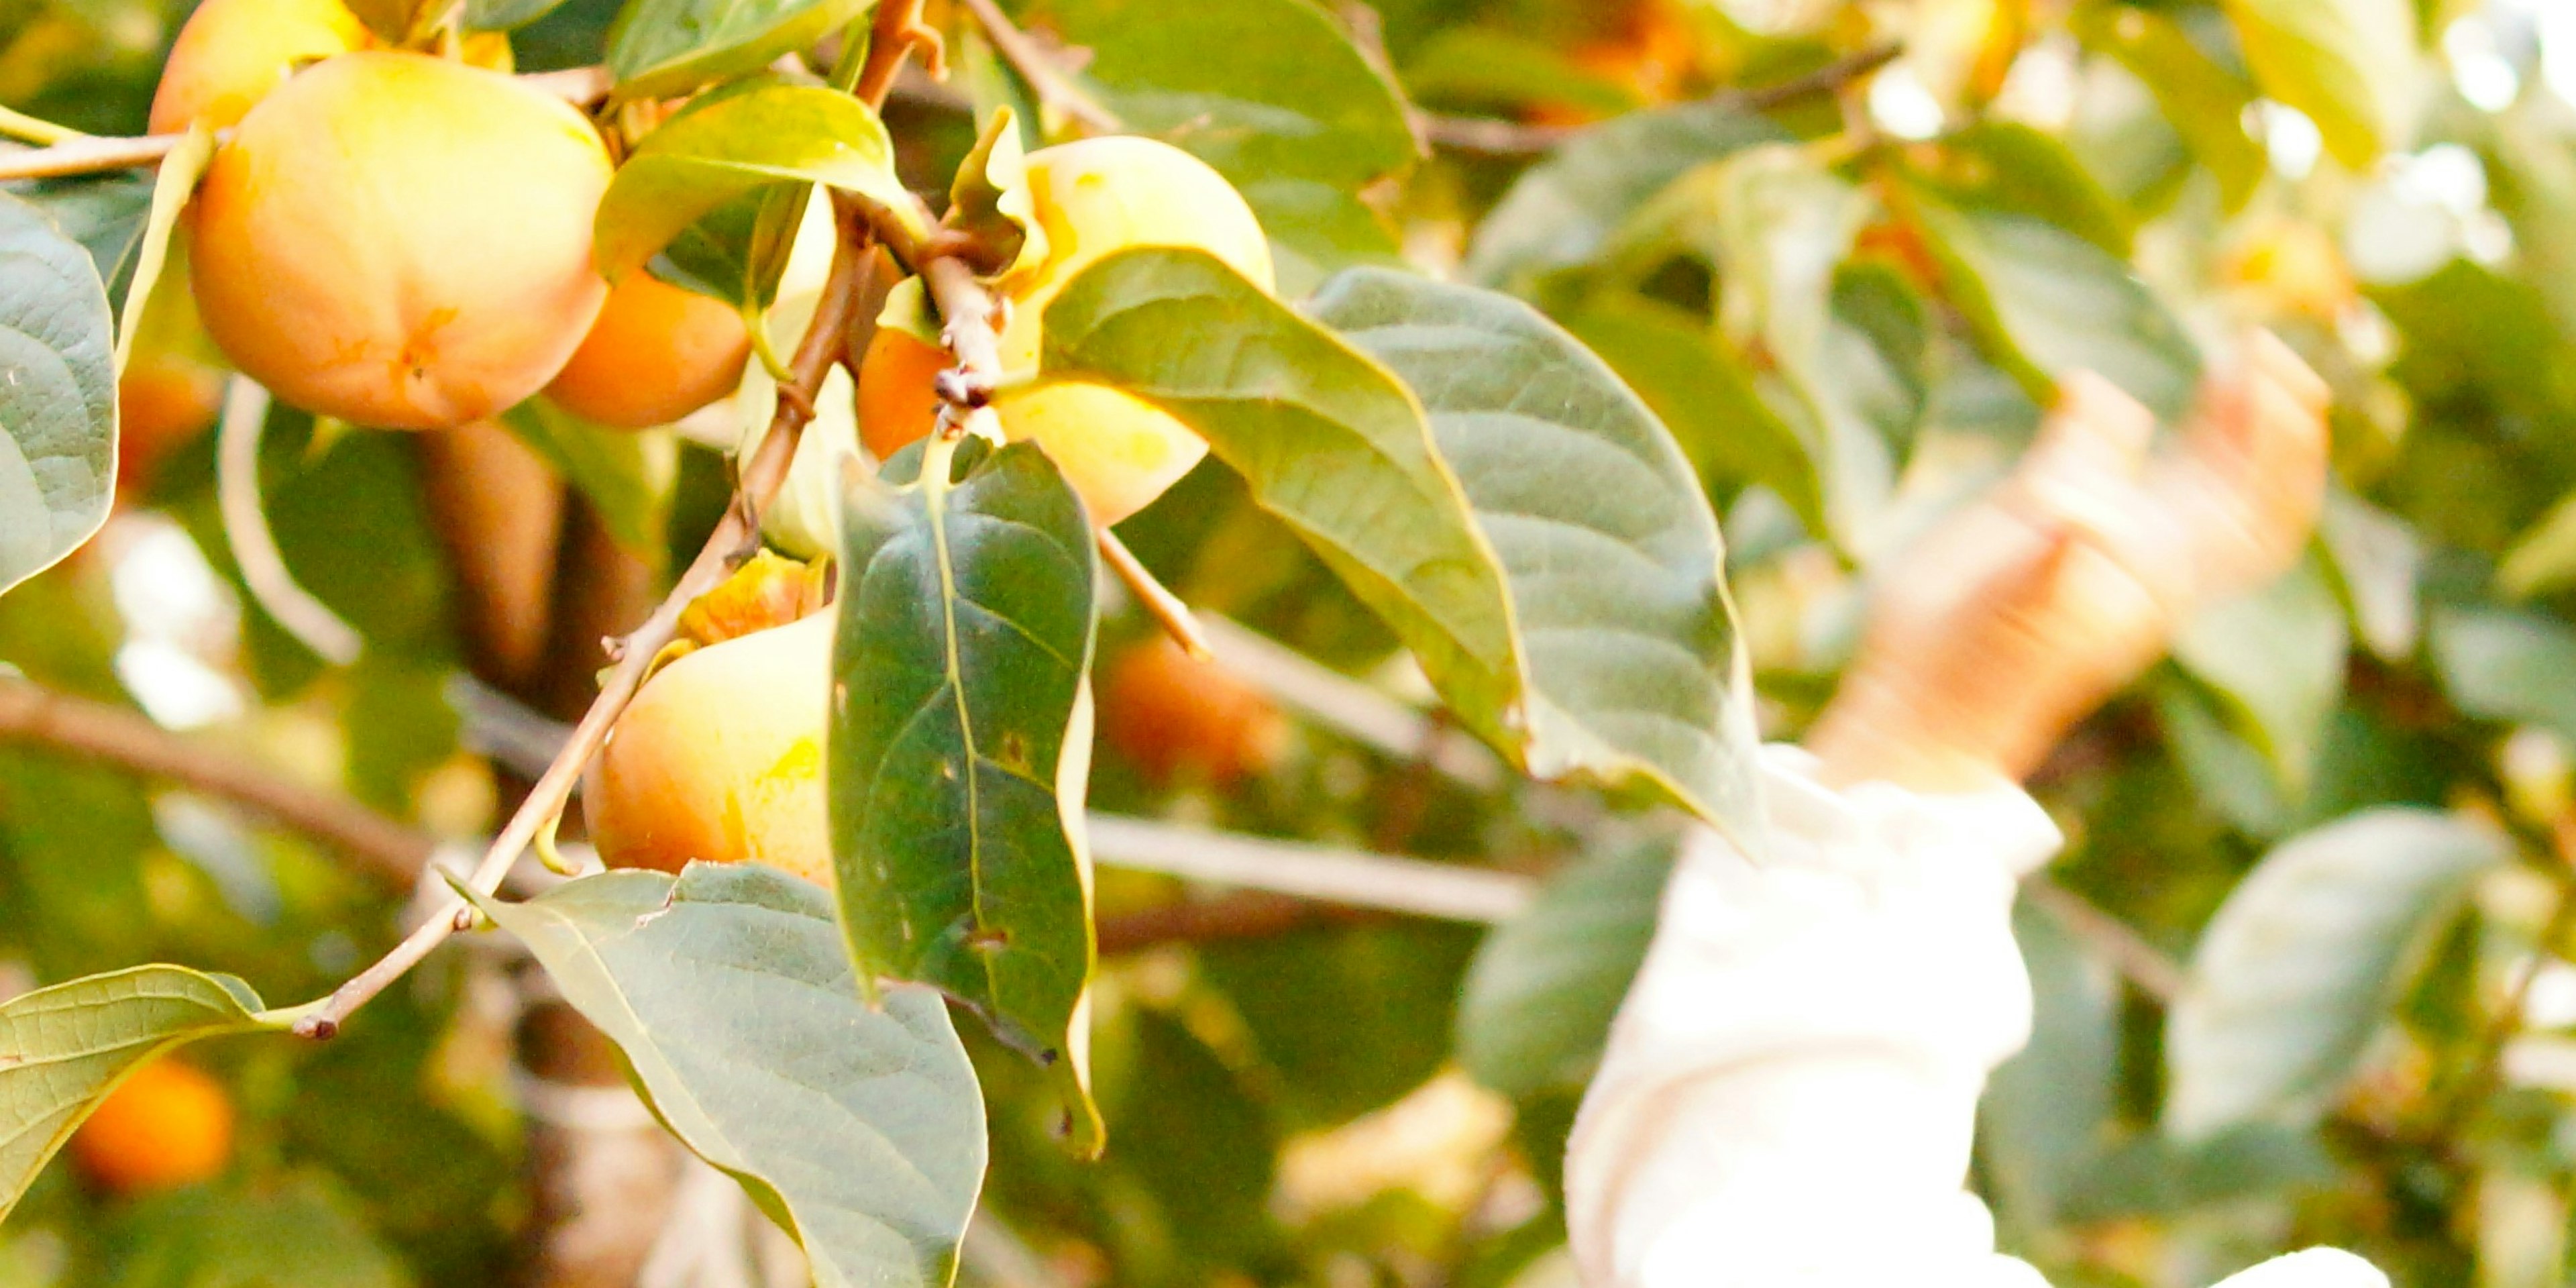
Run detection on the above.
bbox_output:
[1904,194,2202,423]
[1399,27,1642,117]
[833,439,1103,1155]
[1981,902,2119,1232]
[2171,557,2349,794]
[1029,248,1519,767]
[463,865,986,1287]
[2074,4,2265,211]
[109,125,213,375]
[466,0,574,32]
[1466,102,1781,293]
[9,172,152,309]
[2428,608,2576,747]
[590,82,918,282]
[1309,268,1758,831]
[2316,488,2420,660]
[0,965,272,1220]
[109,1175,409,1288]
[606,0,873,100]
[2163,808,2507,1139]
[0,189,117,597]
[1455,838,1671,1097]
[2221,0,2423,170]
[1018,0,1417,288]
[1915,122,2133,257]
[653,184,814,315]
[945,107,1043,284]
[504,398,678,561]
[1201,921,1478,1127]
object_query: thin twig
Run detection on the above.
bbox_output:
[953,0,1122,133]
[216,377,364,665]
[0,681,434,887]
[291,209,877,1040]
[2022,876,2184,1002]
[1097,890,1349,954]
[1096,531,1211,659]
[0,131,182,182]
[1417,42,1904,158]
[1086,813,1533,922]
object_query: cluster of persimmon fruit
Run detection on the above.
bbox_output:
[117,0,1293,896]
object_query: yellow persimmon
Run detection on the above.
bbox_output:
[146,0,368,133]
[189,51,612,430]
[858,135,1272,525]
[545,271,752,429]
[584,612,833,886]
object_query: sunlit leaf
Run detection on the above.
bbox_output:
[464,865,985,1287]
[606,0,873,100]
[2164,809,2506,1139]
[0,965,273,1219]
[833,439,1102,1155]
[2221,0,2423,170]
[1309,268,1758,831]
[1915,121,2132,257]
[590,82,918,283]
[106,125,212,374]
[0,189,116,596]
[2075,4,2265,211]
[1455,838,1671,1097]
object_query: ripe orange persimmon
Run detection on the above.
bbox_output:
[858,136,1272,525]
[146,0,368,133]
[68,1057,235,1195]
[189,52,612,431]
[545,272,753,429]
[117,348,226,492]
[584,612,833,885]
[1100,635,1288,788]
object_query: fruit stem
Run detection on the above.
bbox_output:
[290,197,883,1040]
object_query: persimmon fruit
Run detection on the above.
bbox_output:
[116,348,225,493]
[545,271,753,429]
[1100,635,1288,788]
[68,1057,235,1195]
[146,0,368,133]
[189,51,612,431]
[859,135,1272,525]
[584,612,833,886]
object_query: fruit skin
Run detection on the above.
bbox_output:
[190,52,613,431]
[859,136,1273,525]
[584,612,833,886]
[146,0,368,133]
[116,348,226,493]
[1100,635,1287,788]
[68,1057,234,1196]
[545,271,752,429]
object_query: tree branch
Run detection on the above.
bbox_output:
[0,681,434,888]
[1417,42,1903,158]
[2021,876,2184,1002]
[954,0,1122,133]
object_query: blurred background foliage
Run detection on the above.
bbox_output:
[11,0,2576,1284]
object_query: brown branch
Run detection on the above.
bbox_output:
[2022,876,2184,1002]
[0,681,433,889]
[954,0,1122,132]
[1419,42,1903,158]
[853,0,938,107]
[1097,891,1354,954]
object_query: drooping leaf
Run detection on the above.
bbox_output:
[0,965,274,1219]
[833,439,1103,1154]
[1309,268,1758,831]
[2220,0,2423,170]
[1034,246,1517,726]
[1902,193,2202,423]
[1018,0,1417,290]
[606,0,874,100]
[504,398,678,561]
[463,865,986,1287]
[590,82,918,283]
[2163,808,2507,1139]
[653,183,814,315]
[0,188,117,596]
[1454,837,1672,1097]
[2428,607,2576,747]
[1466,101,1781,294]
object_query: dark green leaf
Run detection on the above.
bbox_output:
[0,965,272,1220]
[591,82,917,281]
[464,865,985,1287]
[606,0,873,99]
[1464,102,1781,293]
[0,189,117,596]
[2221,0,2424,170]
[1455,838,1671,1097]
[1309,268,1758,831]
[1032,248,1520,757]
[1904,194,2202,422]
[1201,920,1479,1126]
[2163,808,2506,1138]
[832,440,1102,1154]
[653,184,812,314]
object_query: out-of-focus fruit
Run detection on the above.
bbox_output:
[189,51,612,430]
[69,1057,234,1195]
[545,271,753,429]
[584,612,833,885]
[116,349,225,492]
[1099,635,1288,788]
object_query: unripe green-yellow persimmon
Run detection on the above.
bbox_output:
[146,0,368,133]
[545,271,752,429]
[584,612,833,886]
[189,52,612,430]
[859,135,1272,525]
